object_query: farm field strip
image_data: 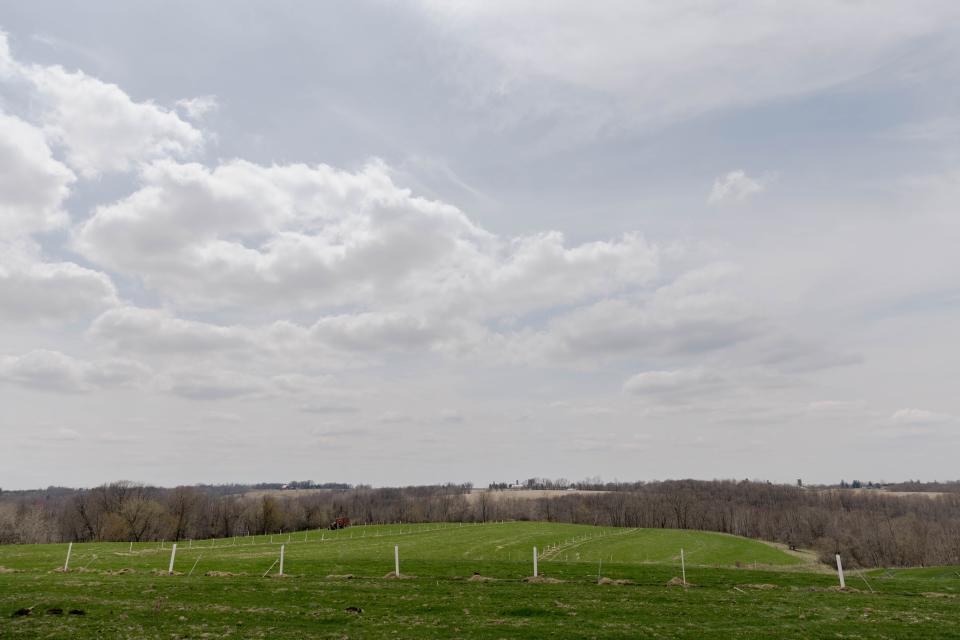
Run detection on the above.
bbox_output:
[0,523,809,582]
[2,523,960,638]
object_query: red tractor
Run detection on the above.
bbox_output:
[329,517,350,530]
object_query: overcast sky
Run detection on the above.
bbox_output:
[2,2,959,489]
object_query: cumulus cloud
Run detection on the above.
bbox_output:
[475,263,755,365]
[89,307,248,354]
[0,350,148,393]
[0,109,118,324]
[0,259,119,323]
[75,159,658,316]
[0,112,75,235]
[622,367,726,402]
[708,170,765,204]
[88,307,456,364]
[0,32,202,177]
[175,95,218,120]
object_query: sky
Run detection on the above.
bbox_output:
[2,1,960,489]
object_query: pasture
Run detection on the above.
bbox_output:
[1,521,957,638]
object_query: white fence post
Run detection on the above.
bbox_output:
[836,554,845,589]
[279,544,285,576]
[64,542,73,571]
[681,548,686,586]
[168,543,177,574]
[533,546,538,577]
[394,544,400,576]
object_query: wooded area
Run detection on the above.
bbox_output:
[2,479,959,568]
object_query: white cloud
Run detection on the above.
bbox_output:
[623,367,725,402]
[89,307,247,354]
[0,259,119,323]
[474,263,755,365]
[708,170,765,204]
[75,159,658,316]
[160,369,266,400]
[876,408,958,439]
[1,32,202,177]
[889,408,954,425]
[416,2,958,128]
[0,109,117,324]
[0,112,75,236]
[0,350,148,393]
[309,312,445,351]
[175,95,218,120]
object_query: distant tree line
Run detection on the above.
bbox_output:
[2,479,959,568]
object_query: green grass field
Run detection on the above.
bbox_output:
[1,522,957,638]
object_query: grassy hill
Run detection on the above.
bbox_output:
[1,522,957,638]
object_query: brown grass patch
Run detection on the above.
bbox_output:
[666,577,696,587]
[524,576,563,584]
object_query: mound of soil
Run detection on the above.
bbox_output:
[524,576,563,584]
[666,577,696,587]
[468,574,496,582]
[0,567,21,574]
[739,583,778,590]
[326,574,356,580]
[598,577,633,585]
[383,572,415,580]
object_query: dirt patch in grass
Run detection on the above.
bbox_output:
[0,566,21,574]
[468,574,496,582]
[150,569,183,576]
[524,576,563,584]
[205,571,247,577]
[103,568,136,575]
[808,585,860,593]
[739,583,778,590]
[921,592,957,599]
[383,572,416,580]
[326,574,356,580]
[597,577,633,585]
[666,577,697,587]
